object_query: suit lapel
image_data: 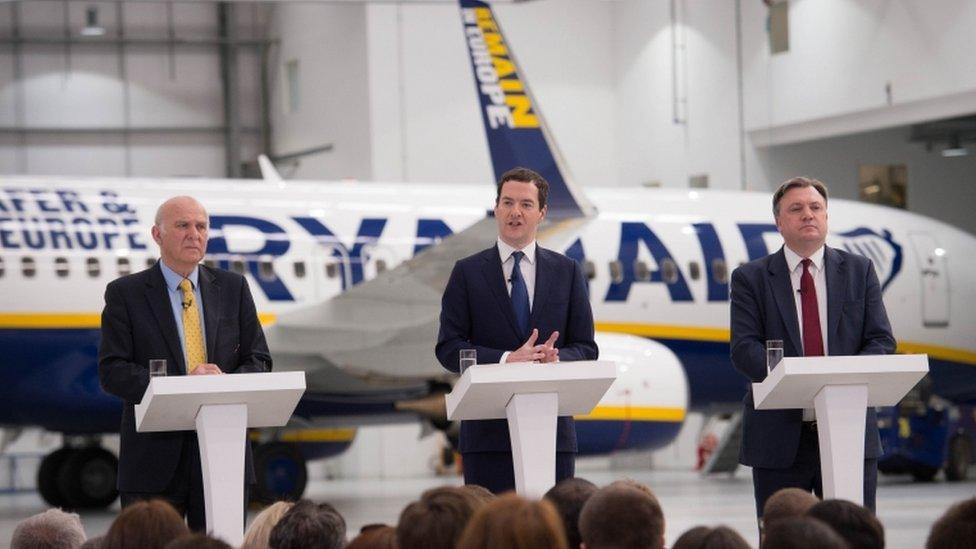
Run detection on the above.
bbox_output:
[530,247,552,326]
[767,248,803,355]
[145,263,187,373]
[199,265,220,360]
[481,246,523,340]
[824,246,846,355]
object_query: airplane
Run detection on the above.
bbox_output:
[1,0,975,510]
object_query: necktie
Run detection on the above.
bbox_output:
[510,251,531,338]
[179,279,207,373]
[800,258,824,356]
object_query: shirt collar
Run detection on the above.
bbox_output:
[783,244,825,274]
[497,238,536,265]
[159,260,200,292]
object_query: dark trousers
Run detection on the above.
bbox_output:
[121,433,206,531]
[462,451,575,494]
[752,425,878,519]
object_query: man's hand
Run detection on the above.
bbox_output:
[507,329,560,363]
[190,363,223,375]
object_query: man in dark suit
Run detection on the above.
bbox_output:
[730,177,895,520]
[98,195,271,531]
[435,167,598,494]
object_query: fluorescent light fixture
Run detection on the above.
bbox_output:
[81,6,105,37]
[942,135,968,157]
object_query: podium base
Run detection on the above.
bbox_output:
[196,403,247,546]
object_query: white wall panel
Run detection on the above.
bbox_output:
[21,134,126,176]
[126,47,223,127]
[20,45,125,128]
[127,133,228,177]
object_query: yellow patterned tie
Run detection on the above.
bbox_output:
[179,279,206,373]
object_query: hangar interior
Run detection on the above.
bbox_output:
[1,0,975,546]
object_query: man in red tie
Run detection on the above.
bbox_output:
[730,177,895,523]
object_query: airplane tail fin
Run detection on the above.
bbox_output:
[458,0,595,219]
[258,155,284,182]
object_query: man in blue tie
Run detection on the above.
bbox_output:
[436,167,598,494]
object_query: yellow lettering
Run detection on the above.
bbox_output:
[506,95,538,128]
[492,57,516,79]
[499,79,524,92]
[483,32,508,57]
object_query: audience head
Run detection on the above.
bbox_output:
[457,493,567,549]
[460,484,497,505]
[163,534,232,549]
[79,536,102,549]
[762,488,819,534]
[579,484,665,549]
[397,486,483,549]
[544,477,598,549]
[268,499,345,549]
[102,500,189,549]
[763,516,849,549]
[347,524,396,549]
[926,497,976,549]
[11,508,87,549]
[807,499,883,549]
[243,501,294,549]
[672,526,751,549]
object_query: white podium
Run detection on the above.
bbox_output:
[753,354,928,504]
[445,361,616,498]
[135,372,306,546]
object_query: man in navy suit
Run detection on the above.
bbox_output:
[436,167,598,494]
[730,177,895,520]
[98,196,271,531]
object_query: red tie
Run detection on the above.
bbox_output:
[801,258,824,356]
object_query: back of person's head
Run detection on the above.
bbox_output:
[807,499,884,549]
[243,501,295,549]
[544,477,598,549]
[163,533,232,549]
[460,484,497,505]
[11,508,87,549]
[607,478,660,503]
[579,485,665,549]
[268,499,345,549]
[764,517,849,549]
[102,500,189,549]
[346,525,396,549]
[672,526,750,549]
[457,493,567,549]
[397,486,482,549]
[926,497,976,549]
[79,535,102,549]
[762,488,819,533]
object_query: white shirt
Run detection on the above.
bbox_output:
[783,244,828,420]
[498,238,537,363]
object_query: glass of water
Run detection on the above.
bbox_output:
[459,349,477,375]
[149,359,167,377]
[765,340,784,374]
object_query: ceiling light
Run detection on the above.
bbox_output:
[942,135,968,157]
[81,6,105,37]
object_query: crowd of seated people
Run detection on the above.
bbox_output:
[10,480,976,549]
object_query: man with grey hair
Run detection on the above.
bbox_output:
[11,508,86,549]
[98,196,272,531]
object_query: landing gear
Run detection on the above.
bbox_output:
[251,442,307,503]
[37,446,119,509]
[945,435,972,481]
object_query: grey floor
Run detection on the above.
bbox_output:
[1,468,973,548]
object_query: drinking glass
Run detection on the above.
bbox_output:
[459,349,477,375]
[765,340,784,374]
[149,359,167,377]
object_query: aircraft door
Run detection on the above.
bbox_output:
[908,232,949,327]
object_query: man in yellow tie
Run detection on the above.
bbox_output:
[98,195,271,531]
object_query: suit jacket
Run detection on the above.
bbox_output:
[730,246,895,468]
[435,245,598,453]
[98,262,272,492]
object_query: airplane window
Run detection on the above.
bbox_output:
[661,258,678,284]
[583,260,596,280]
[376,259,388,274]
[55,257,70,278]
[203,259,216,269]
[689,261,701,280]
[635,261,651,281]
[86,257,100,278]
[609,260,623,284]
[0,256,4,278]
[117,257,131,277]
[294,261,306,279]
[712,258,728,284]
[325,262,338,279]
[22,257,36,278]
[259,259,275,281]
[231,259,246,275]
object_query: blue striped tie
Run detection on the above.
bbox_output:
[510,251,530,338]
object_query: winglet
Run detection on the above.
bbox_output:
[258,155,283,182]
[458,0,595,219]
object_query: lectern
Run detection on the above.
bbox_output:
[135,372,306,546]
[753,354,928,504]
[445,361,616,498]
